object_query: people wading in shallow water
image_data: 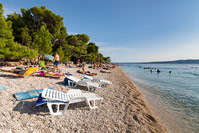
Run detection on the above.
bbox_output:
[54,53,60,72]
[157,69,160,73]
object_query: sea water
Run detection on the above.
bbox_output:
[120,64,199,133]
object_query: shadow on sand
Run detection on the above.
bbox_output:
[13,101,89,116]
[55,81,91,92]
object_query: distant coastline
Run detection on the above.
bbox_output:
[145,59,199,64]
[114,59,199,64]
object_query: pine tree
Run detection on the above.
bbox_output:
[0,3,37,60]
[31,25,52,55]
[21,27,32,47]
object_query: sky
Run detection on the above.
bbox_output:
[1,0,199,62]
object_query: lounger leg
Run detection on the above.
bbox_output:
[47,102,70,115]
[101,84,107,88]
[74,83,78,87]
[87,85,90,92]
[87,99,102,109]
[68,80,72,87]
[68,80,77,88]
[87,86,96,92]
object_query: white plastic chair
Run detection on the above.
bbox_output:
[66,76,101,92]
[40,88,103,115]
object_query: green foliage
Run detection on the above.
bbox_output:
[21,6,67,41]
[0,3,3,15]
[76,34,90,43]
[83,53,96,63]
[66,34,89,59]
[21,27,32,46]
[31,26,52,55]
[7,42,37,59]
[1,3,111,62]
[0,3,37,60]
[97,53,104,63]
[6,12,25,43]
[55,46,64,61]
[87,42,99,54]
[104,56,111,63]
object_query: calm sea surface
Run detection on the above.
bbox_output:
[120,64,199,133]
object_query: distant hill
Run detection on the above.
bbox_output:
[144,59,199,64]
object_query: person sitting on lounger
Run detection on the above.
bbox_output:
[12,67,26,75]
[1,66,30,75]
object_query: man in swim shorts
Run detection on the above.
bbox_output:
[54,53,60,72]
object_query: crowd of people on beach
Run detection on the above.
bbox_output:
[0,53,117,118]
[0,53,117,78]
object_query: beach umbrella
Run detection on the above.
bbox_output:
[44,55,54,61]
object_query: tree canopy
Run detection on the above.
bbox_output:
[0,3,37,60]
[0,3,111,63]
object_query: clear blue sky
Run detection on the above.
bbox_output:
[1,0,199,62]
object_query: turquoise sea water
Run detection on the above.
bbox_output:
[120,64,199,133]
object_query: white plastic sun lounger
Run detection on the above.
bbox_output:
[84,75,112,87]
[36,88,103,115]
[66,76,101,92]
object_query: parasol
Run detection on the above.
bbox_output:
[44,55,54,61]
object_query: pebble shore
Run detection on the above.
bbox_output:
[0,66,166,132]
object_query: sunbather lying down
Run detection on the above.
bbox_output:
[0,66,40,77]
[100,69,111,73]
[0,66,26,75]
[77,70,97,76]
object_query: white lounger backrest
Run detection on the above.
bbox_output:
[67,89,82,94]
[42,88,101,101]
[67,76,81,83]
[84,75,93,80]
[84,75,111,84]
[42,88,84,102]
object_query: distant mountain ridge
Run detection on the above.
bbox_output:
[144,59,199,64]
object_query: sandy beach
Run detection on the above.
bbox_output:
[0,66,166,132]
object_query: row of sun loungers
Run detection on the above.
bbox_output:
[39,75,111,115]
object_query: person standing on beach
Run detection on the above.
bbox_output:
[54,53,60,72]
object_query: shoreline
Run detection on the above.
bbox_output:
[0,66,166,132]
[116,67,167,132]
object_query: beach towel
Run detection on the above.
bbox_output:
[35,93,48,106]
[14,88,54,100]
[0,85,8,91]
[40,60,47,70]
